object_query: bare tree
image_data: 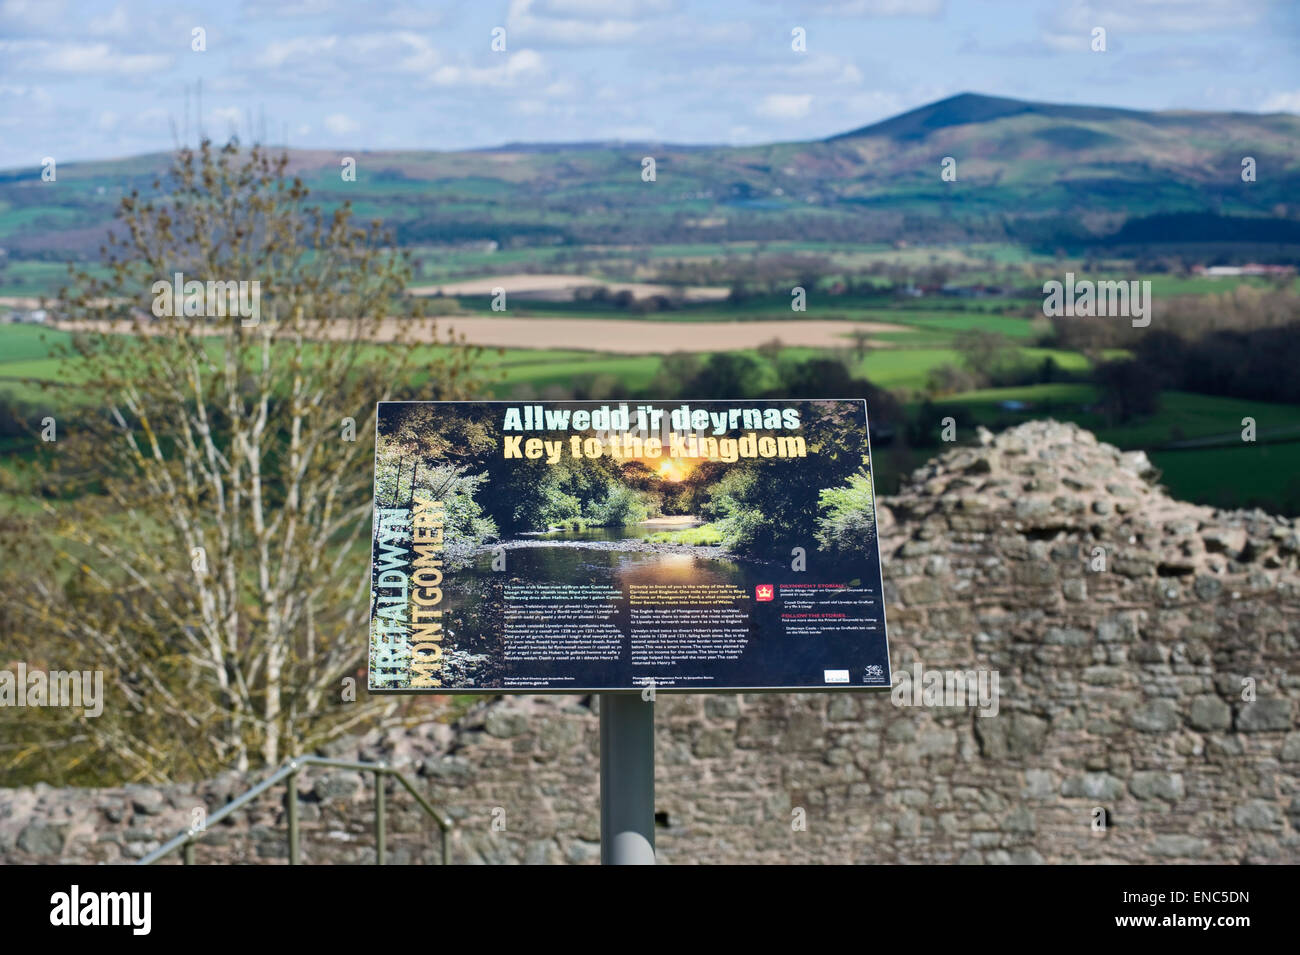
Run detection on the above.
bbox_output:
[1,140,484,783]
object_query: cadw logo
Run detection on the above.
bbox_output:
[50,885,151,935]
[755,584,775,602]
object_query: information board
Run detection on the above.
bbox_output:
[368,399,890,692]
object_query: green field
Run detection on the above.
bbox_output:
[861,348,964,389]
[0,323,67,361]
[0,327,663,404]
[923,383,1300,511]
[935,384,1300,448]
[2,307,1298,516]
[1150,441,1300,513]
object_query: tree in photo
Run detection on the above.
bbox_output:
[702,400,867,555]
[0,140,485,785]
[815,472,877,554]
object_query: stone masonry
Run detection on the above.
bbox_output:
[2,421,1298,864]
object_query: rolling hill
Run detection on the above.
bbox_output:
[2,92,1298,262]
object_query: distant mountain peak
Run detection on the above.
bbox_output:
[827,92,1156,142]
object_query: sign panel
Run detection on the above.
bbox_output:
[368,400,890,693]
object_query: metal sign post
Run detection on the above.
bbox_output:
[599,693,656,865]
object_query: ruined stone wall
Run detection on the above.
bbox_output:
[3,422,1298,864]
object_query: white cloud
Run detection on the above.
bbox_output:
[756,93,813,120]
[508,0,650,45]
[1260,90,1300,113]
[243,0,341,17]
[542,78,578,97]
[365,4,449,28]
[210,106,244,133]
[323,113,359,135]
[134,106,169,127]
[0,40,172,75]
[1040,31,1092,53]
[0,82,52,107]
[0,0,70,34]
[784,54,868,86]
[248,31,447,80]
[1046,0,1262,36]
[255,35,339,69]
[88,4,129,37]
[431,49,545,88]
[840,89,911,118]
[611,124,658,140]
[352,31,440,73]
[506,0,732,47]
[245,0,448,28]
[535,0,676,15]
[506,49,544,75]
[781,0,943,16]
[522,0,678,19]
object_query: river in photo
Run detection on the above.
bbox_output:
[476,516,768,591]
[440,518,780,686]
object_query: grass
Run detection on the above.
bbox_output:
[647,521,725,545]
[911,383,1300,514]
[0,325,81,404]
[935,382,1096,412]
[859,349,964,389]
[0,261,113,297]
[4,317,1298,515]
[0,323,71,361]
[483,355,663,396]
[860,309,1046,340]
[1151,441,1300,514]
[932,385,1300,451]
[1096,392,1300,449]
[0,325,663,404]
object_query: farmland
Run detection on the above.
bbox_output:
[3,91,1299,517]
[5,260,1297,516]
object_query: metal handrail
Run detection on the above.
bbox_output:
[138,755,455,865]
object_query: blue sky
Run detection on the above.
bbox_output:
[2,0,1298,169]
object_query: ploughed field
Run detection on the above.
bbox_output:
[47,314,905,354]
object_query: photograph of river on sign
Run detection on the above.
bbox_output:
[367,400,891,693]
